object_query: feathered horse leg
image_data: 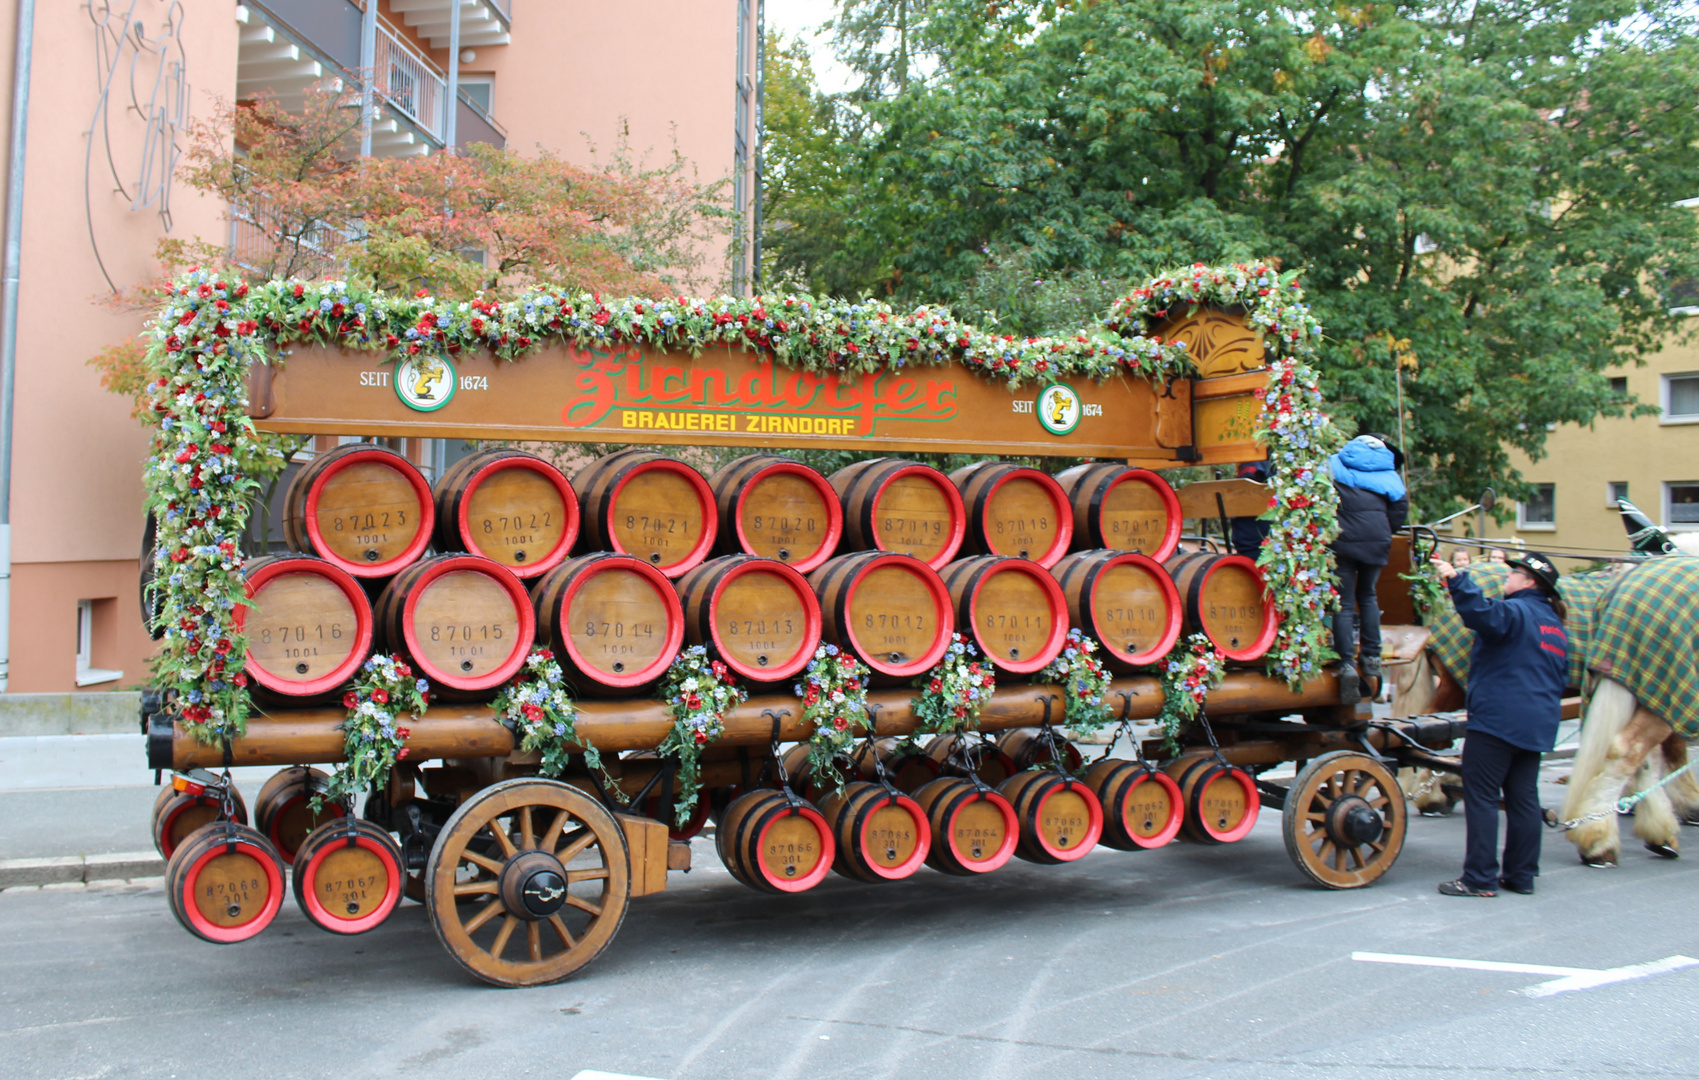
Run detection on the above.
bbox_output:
[1563,679,1673,865]
[1630,751,1681,858]
[1659,735,1699,827]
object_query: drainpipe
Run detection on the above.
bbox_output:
[359,0,376,157]
[0,0,36,692]
[444,0,460,150]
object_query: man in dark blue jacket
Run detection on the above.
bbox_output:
[1429,551,1568,897]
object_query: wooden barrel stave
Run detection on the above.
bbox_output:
[1085,758,1185,851]
[238,555,375,703]
[572,448,717,578]
[949,461,1073,568]
[830,459,965,569]
[998,770,1104,864]
[253,765,343,865]
[674,555,824,686]
[151,784,249,860]
[922,734,1018,788]
[808,551,954,685]
[1164,755,1260,844]
[433,449,579,578]
[913,776,1019,875]
[715,789,835,893]
[290,817,405,934]
[1163,552,1278,662]
[531,553,685,696]
[815,781,931,882]
[1050,550,1183,673]
[939,555,1069,674]
[284,443,435,577]
[851,737,941,795]
[164,820,286,943]
[709,454,843,572]
[374,554,535,700]
[1054,463,1181,560]
[996,727,1085,774]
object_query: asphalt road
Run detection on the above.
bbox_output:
[4,764,1696,1080]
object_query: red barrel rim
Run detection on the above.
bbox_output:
[236,557,374,698]
[867,465,966,569]
[752,804,835,892]
[853,790,932,880]
[1195,766,1260,843]
[977,467,1074,568]
[303,447,435,577]
[296,830,403,934]
[176,832,285,944]
[731,459,844,574]
[1121,768,1185,849]
[1100,469,1182,562]
[1031,778,1104,861]
[963,558,1070,674]
[1089,551,1184,668]
[455,454,580,579]
[1184,553,1278,662]
[554,555,685,689]
[944,788,1019,872]
[705,557,824,683]
[400,555,536,690]
[263,791,344,865]
[605,459,719,578]
[837,553,955,679]
[157,795,219,860]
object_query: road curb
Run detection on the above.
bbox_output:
[0,851,163,888]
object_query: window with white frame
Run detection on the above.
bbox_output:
[1662,373,1699,421]
[1666,482,1699,530]
[1607,481,1630,507]
[75,600,123,687]
[1518,483,1556,530]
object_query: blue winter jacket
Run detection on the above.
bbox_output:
[1446,571,1569,752]
[1328,437,1409,565]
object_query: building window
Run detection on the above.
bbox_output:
[1518,483,1556,530]
[1663,373,1699,422]
[1608,376,1628,399]
[75,600,124,687]
[1667,482,1699,530]
[1606,481,1630,507]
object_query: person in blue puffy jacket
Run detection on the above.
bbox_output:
[1328,434,1408,695]
[1429,550,1568,897]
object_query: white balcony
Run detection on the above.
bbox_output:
[373,19,447,146]
[386,0,512,51]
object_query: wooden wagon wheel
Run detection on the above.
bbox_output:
[425,778,630,987]
[1282,751,1407,890]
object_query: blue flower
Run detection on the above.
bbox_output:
[416,678,429,693]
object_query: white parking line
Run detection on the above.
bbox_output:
[569,1071,670,1080]
[1352,951,1699,998]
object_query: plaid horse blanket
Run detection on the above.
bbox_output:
[1587,555,1699,740]
[1424,562,1615,691]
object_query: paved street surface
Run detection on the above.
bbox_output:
[3,744,1696,1080]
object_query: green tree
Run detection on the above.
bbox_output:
[800,0,1699,510]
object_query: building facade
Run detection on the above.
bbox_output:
[0,0,759,692]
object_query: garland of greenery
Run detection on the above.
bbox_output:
[319,654,430,806]
[795,644,872,795]
[1034,629,1114,738]
[1153,634,1228,755]
[656,647,747,826]
[911,634,998,735]
[492,647,610,782]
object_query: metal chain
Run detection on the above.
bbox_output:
[1553,756,1699,831]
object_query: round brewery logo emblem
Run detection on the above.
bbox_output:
[395,353,456,412]
[1037,382,1082,435]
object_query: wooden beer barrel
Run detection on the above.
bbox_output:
[1085,758,1185,851]
[253,765,343,865]
[996,727,1085,774]
[829,458,965,569]
[572,448,717,578]
[150,784,249,860]
[815,781,931,882]
[237,556,374,702]
[913,777,1019,875]
[949,461,1073,568]
[808,551,954,685]
[674,555,823,686]
[1164,756,1260,844]
[164,821,286,944]
[715,789,835,894]
[939,555,1069,674]
[374,554,535,699]
[1163,552,1278,661]
[1050,550,1183,673]
[531,553,685,696]
[709,454,843,572]
[290,817,405,935]
[998,770,1104,864]
[922,734,1018,788]
[1054,463,1181,560]
[433,449,579,578]
[851,737,942,794]
[283,443,435,577]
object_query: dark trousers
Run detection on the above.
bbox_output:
[1331,556,1383,664]
[1460,730,1543,890]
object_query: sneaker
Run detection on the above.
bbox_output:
[1498,877,1534,895]
[1437,878,1496,897]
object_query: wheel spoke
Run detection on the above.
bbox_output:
[563,892,603,918]
[454,880,499,897]
[566,866,610,884]
[490,819,519,859]
[460,849,505,875]
[557,829,597,864]
[1349,844,1367,870]
[1315,839,1335,865]
[540,809,570,853]
[527,920,543,963]
[489,915,518,959]
[1347,771,1369,796]
[518,806,536,850]
[548,913,578,950]
[1305,811,1326,822]
[1305,825,1327,848]
[1370,795,1391,809]
[1333,844,1349,872]
[1368,839,1386,854]
[463,898,508,934]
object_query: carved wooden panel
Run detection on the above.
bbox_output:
[1159,308,1266,379]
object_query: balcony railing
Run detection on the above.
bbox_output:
[374,19,447,143]
[229,177,359,280]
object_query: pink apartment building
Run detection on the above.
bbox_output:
[0,0,761,693]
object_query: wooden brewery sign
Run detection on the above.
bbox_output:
[248,310,1269,463]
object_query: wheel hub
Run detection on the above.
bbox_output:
[1327,795,1384,845]
[498,849,569,920]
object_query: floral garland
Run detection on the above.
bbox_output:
[656,646,747,826]
[1400,562,1447,616]
[1105,261,1342,689]
[319,654,430,806]
[492,647,610,782]
[1034,629,1114,738]
[1153,634,1227,755]
[796,644,872,795]
[911,634,998,735]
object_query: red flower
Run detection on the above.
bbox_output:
[686,693,701,710]
[396,727,411,740]
[397,747,410,759]
[522,703,543,722]
[343,691,359,709]
[371,687,390,704]
[292,283,305,299]
[929,678,942,693]
[832,716,848,731]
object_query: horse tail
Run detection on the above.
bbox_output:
[1562,677,1636,823]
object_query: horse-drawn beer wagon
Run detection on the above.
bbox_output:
[138,263,1469,986]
